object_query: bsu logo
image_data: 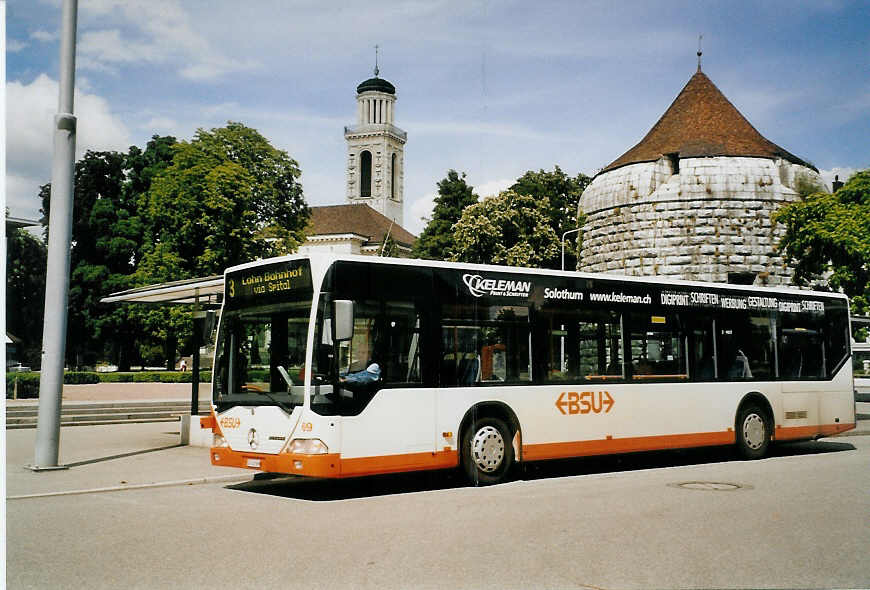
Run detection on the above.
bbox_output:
[556,391,614,415]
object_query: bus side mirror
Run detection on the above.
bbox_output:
[334,300,354,341]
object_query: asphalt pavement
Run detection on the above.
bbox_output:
[5,398,868,501]
[5,421,251,499]
[5,394,870,590]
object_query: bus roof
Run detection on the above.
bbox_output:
[223,253,849,302]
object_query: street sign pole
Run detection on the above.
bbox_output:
[31,0,78,470]
[191,291,203,416]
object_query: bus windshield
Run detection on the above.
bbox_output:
[214,301,311,408]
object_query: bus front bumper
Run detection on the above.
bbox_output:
[211,446,341,477]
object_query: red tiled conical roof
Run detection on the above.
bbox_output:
[601,71,814,174]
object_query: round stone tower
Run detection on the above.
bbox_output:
[345,68,407,225]
[577,68,823,285]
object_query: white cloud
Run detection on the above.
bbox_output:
[142,116,179,133]
[8,39,28,52]
[30,30,57,42]
[79,29,161,65]
[407,191,437,236]
[5,173,46,221]
[405,177,512,235]
[77,0,259,80]
[473,178,513,199]
[6,74,131,217]
[819,167,859,192]
[408,118,582,144]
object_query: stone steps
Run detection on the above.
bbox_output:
[6,401,212,429]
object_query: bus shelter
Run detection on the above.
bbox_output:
[101,275,224,416]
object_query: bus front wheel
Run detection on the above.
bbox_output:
[462,416,514,486]
[736,404,771,460]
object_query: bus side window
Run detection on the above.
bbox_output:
[823,299,849,378]
[690,320,717,381]
[540,309,623,383]
[627,313,688,380]
[780,312,825,379]
[440,303,531,386]
[717,311,775,381]
[344,300,424,386]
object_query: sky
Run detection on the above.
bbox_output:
[5,0,869,235]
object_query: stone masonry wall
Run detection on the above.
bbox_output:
[578,156,823,285]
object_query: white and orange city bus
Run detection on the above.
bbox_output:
[203,254,856,485]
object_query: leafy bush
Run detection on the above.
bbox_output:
[99,372,134,383]
[132,372,162,383]
[6,372,40,398]
[247,369,270,382]
[6,370,214,397]
[64,372,101,385]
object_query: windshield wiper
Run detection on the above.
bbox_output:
[257,389,296,415]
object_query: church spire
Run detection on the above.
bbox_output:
[374,44,380,77]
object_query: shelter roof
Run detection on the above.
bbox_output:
[101,275,223,306]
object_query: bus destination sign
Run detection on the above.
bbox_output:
[225,259,312,309]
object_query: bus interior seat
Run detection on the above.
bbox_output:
[605,360,622,376]
[697,356,715,379]
[782,353,802,379]
[440,353,458,387]
[458,355,480,385]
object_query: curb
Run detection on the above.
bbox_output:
[7,473,252,501]
[829,430,870,438]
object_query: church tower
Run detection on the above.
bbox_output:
[345,63,407,225]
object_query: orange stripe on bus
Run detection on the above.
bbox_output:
[774,422,856,441]
[211,422,857,478]
[340,450,458,477]
[522,430,736,461]
[210,447,458,478]
[211,447,342,477]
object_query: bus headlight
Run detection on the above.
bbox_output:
[288,439,328,454]
[213,434,229,447]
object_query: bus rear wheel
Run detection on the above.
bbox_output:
[736,404,771,460]
[462,417,514,486]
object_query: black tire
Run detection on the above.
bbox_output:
[736,403,771,460]
[461,416,514,486]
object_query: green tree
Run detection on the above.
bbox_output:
[510,166,590,269]
[412,170,477,260]
[40,150,129,368]
[140,122,309,278]
[39,138,179,370]
[379,232,399,257]
[110,136,178,369]
[6,222,47,366]
[774,169,870,329]
[450,190,559,268]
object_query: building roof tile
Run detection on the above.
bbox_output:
[601,71,814,174]
[305,204,416,247]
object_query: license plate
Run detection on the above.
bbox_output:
[246,458,261,468]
